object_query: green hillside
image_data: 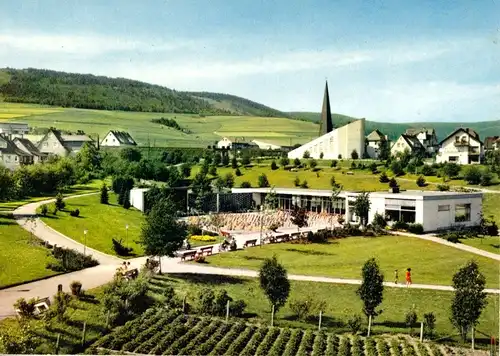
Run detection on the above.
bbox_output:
[290,111,500,141]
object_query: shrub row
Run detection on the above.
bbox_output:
[240,327,270,356]
[416,342,430,356]
[351,336,365,356]
[401,338,417,356]
[121,310,174,351]
[224,325,256,356]
[376,339,391,356]
[364,337,377,356]
[163,318,211,355]
[283,329,303,356]
[209,322,246,356]
[310,331,327,356]
[193,322,232,355]
[296,330,315,356]
[177,320,222,355]
[428,343,444,356]
[135,314,187,354]
[337,336,352,356]
[390,339,403,356]
[268,328,291,356]
[325,335,339,355]
[255,327,280,356]
[148,316,197,354]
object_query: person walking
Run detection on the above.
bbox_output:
[394,269,398,284]
[405,268,412,287]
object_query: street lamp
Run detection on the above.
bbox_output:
[83,229,88,256]
[125,224,129,248]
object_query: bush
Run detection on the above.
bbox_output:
[369,162,378,173]
[100,184,109,204]
[48,246,99,272]
[463,166,482,185]
[294,177,300,187]
[405,308,418,331]
[229,239,237,251]
[420,165,434,176]
[258,174,270,188]
[416,175,426,187]
[303,151,310,159]
[280,156,290,167]
[53,291,72,321]
[423,312,436,338]
[372,213,387,231]
[240,181,251,188]
[347,314,362,333]
[55,192,65,210]
[330,160,337,168]
[235,168,242,176]
[123,190,131,209]
[271,161,278,170]
[391,161,403,176]
[351,161,357,169]
[300,180,308,188]
[70,281,82,296]
[294,158,301,167]
[388,177,399,188]
[13,298,36,318]
[40,204,48,216]
[392,220,409,230]
[194,255,206,263]
[407,223,424,234]
[231,156,238,169]
[289,295,326,321]
[69,209,80,217]
[437,184,450,191]
[351,149,359,160]
[209,166,217,176]
[309,159,317,169]
[112,238,133,256]
[480,170,493,186]
[229,299,246,317]
[187,224,202,236]
[379,172,389,183]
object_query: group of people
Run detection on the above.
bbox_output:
[394,268,412,287]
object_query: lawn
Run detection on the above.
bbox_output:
[0,214,59,288]
[203,235,500,288]
[460,236,500,255]
[40,193,145,257]
[151,273,499,341]
[188,236,224,248]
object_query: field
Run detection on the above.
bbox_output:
[40,193,145,257]
[0,102,318,148]
[89,302,495,355]
[204,236,500,288]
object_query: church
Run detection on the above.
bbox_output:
[288,82,365,160]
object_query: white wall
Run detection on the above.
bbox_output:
[217,138,232,149]
[436,134,483,165]
[391,136,411,156]
[366,141,380,159]
[421,197,482,231]
[130,188,149,212]
[101,132,121,147]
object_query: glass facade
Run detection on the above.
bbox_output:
[384,198,416,223]
[271,193,345,214]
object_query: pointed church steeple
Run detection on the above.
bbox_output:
[319,81,333,136]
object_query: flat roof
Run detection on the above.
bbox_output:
[231,187,482,200]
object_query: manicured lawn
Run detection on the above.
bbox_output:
[204,235,500,288]
[460,236,500,255]
[0,214,59,288]
[483,193,500,226]
[188,236,224,248]
[40,193,145,257]
[151,273,499,340]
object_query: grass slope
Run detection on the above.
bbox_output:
[204,236,500,288]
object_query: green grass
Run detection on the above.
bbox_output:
[459,236,500,255]
[151,273,499,339]
[203,236,500,288]
[188,236,224,248]
[1,102,318,148]
[40,193,145,257]
[0,214,59,288]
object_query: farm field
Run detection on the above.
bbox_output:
[89,301,496,354]
[39,193,145,257]
[204,236,500,288]
[0,102,318,147]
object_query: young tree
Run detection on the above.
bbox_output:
[330,184,342,218]
[303,151,310,159]
[122,189,131,209]
[241,154,251,166]
[309,159,317,169]
[390,160,403,176]
[259,255,290,312]
[330,159,338,168]
[118,185,126,205]
[55,192,65,211]
[140,198,187,273]
[351,149,359,160]
[378,140,390,161]
[258,173,270,188]
[100,183,109,204]
[120,147,142,162]
[209,166,217,176]
[450,260,488,342]
[416,175,426,187]
[290,204,308,232]
[294,158,301,167]
[352,192,371,226]
[319,152,324,159]
[356,258,384,319]
[179,163,191,178]
[280,156,290,168]
[191,172,213,212]
[270,160,278,170]
[223,172,235,188]
[463,166,482,185]
[231,156,238,169]
[213,152,222,166]
[235,167,242,176]
[388,177,399,189]
[379,171,389,183]
[221,153,230,167]
[240,181,251,188]
[330,176,340,188]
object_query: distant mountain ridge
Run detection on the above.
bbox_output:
[289,112,500,141]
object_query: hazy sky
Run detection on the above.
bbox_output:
[1,0,499,122]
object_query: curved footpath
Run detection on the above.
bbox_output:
[0,195,498,320]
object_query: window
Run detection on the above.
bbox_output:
[449,156,458,162]
[43,142,48,147]
[438,205,450,212]
[455,204,471,222]
[14,156,17,161]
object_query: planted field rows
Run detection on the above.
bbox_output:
[87,307,458,356]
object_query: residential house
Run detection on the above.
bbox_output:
[14,137,48,164]
[216,137,232,149]
[0,135,33,169]
[390,134,424,157]
[0,123,29,139]
[436,128,483,165]
[100,130,137,147]
[484,136,500,152]
[365,129,388,159]
[216,137,257,150]
[404,128,438,154]
[37,129,94,156]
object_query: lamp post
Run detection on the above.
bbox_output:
[125,224,129,248]
[83,229,88,256]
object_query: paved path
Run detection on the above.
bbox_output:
[2,196,499,320]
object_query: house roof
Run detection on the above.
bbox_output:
[14,137,47,157]
[439,127,482,145]
[405,128,435,137]
[400,134,424,150]
[107,130,137,145]
[484,136,500,150]
[366,129,386,141]
[0,136,32,156]
[60,135,93,142]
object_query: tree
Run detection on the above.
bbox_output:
[330,184,342,217]
[416,175,426,187]
[213,152,222,166]
[319,152,324,159]
[480,168,493,186]
[357,258,384,319]
[463,166,482,185]
[390,160,403,176]
[179,163,191,178]
[379,172,389,183]
[352,192,370,226]
[100,183,109,204]
[303,151,310,159]
[235,167,242,176]
[120,147,142,162]
[388,177,399,189]
[258,173,270,188]
[241,154,251,166]
[378,140,390,161]
[442,163,460,180]
[309,159,317,169]
[240,181,251,188]
[123,189,131,209]
[118,185,126,205]
[330,176,340,188]
[450,260,488,342]
[191,172,212,212]
[231,156,238,169]
[55,192,65,210]
[330,159,338,168]
[209,166,217,176]
[280,156,289,167]
[270,160,278,170]
[76,141,101,174]
[223,172,235,188]
[290,204,308,232]
[0,167,14,201]
[351,149,359,160]
[294,158,301,167]
[294,176,300,187]
[221,153,230,167]
[140,198,187,273]
[259,255,290,312]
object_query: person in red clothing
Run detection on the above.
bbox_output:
[405,268,412,287]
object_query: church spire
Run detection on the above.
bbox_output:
[319,80,333,136]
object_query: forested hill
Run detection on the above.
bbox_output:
[186,91,289,117]
[0,68,288,117]
[290,111,500,141]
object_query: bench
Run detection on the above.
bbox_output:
[200,246,213,256]
[180,250,197,261]
[243,239,258,248]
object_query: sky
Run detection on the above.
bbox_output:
[1,0,499,123]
